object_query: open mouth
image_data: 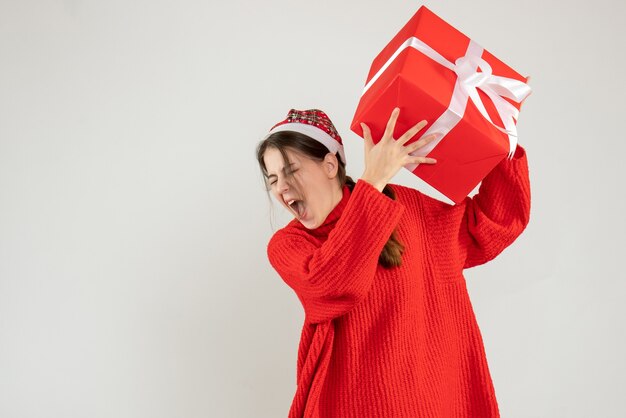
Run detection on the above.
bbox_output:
[286,199,306,218]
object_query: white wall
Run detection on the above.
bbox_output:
[1,0,624,417]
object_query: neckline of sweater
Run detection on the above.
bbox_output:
[287,183,352,237]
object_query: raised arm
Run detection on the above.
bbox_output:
[417,145,531,270]
[461,145,531,268]
[267,179,404,324]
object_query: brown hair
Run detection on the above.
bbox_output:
[256,130,404,269]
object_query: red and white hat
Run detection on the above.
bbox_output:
[263,109,346,164]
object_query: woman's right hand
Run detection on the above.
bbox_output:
[360,107,438,192]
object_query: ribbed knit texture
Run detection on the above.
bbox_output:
[267,145,531,418]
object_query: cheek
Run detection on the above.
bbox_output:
[296,169,322,190]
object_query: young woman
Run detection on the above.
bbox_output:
[256,107,531,418]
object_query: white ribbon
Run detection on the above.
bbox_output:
[361,37,531,169]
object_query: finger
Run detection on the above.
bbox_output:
[398,119,428,145]
[406,134,437,151]
[383,107,400,140]
[360,123,374,152]
[411,156,437,164]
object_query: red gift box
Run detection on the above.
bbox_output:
[350,5,532,204]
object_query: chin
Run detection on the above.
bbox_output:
[301,218,320,230]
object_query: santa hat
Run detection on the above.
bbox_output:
[263,109,346,165]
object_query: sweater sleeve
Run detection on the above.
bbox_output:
[419,145,531,270]
[267,179,405,324]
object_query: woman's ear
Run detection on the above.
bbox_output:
[323,152,339,179]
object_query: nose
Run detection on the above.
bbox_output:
[276,175,290,192]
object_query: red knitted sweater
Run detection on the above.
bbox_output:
[267,145,531,418]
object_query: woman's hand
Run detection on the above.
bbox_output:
[360,107,437,192]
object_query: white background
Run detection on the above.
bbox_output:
[1,0,624,417]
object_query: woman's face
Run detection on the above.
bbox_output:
[263,147,343,230]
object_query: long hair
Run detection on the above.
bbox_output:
[256,130,404,269]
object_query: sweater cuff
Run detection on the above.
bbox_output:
[512,144,526,160]
[348,179,405,227]
[354,178,402,204]
[490,144,528,173]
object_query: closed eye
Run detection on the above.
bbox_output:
[267,168,298,186]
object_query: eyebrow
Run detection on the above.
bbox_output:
[267,163,295,179]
